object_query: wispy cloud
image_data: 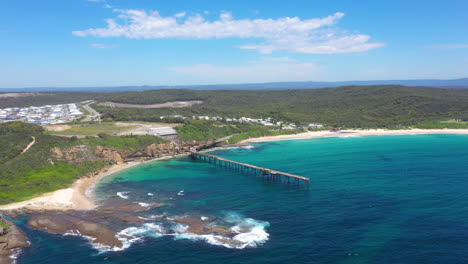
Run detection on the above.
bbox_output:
[73,9,384,54]
[426,44,468,49]
[87,0,112,9]
[90,43,119,49]
[174,11,186,18]
[169,57,322,83]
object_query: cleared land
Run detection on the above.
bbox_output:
[100,100,203,108]
[45,122,181,137]
[46,122,136,137]
[0,93,36,98]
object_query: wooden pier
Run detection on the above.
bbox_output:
[190,150,310,184]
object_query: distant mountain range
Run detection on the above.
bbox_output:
[2,78,468,92]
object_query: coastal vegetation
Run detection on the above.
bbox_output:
[0,220,7,230]
[176,120,244,141]
[79,135,167,150]
[175,119,306,142]
[0,122,166,204]
[414,120,468,129]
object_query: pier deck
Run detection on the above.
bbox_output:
[190,150,310,184]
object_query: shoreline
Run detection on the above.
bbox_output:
[0,155,183,211]
[1,128,468,211]
[239,128,468,144]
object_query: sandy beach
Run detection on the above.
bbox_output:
[0,156,180,211]
[239,128,468,143]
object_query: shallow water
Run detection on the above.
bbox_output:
[17,134,468,263]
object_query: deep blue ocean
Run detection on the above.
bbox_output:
[15,134,468,263]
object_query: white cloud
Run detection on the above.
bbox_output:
[427,44,468,49]
[168,57,322,83]
[90,43,119,49]
[174,11,186,18]
[73,9,384,54]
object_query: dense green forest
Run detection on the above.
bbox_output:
[92,86,468,128]
[0,92,97,108]
[0,122,165,204]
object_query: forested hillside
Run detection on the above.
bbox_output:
[95,86,468,128]
[0,92,97,108]
[2,85,468,127]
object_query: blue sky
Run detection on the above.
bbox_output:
[1,0,467,88]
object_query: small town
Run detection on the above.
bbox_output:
[0,103,83,125]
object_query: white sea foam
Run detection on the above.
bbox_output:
[147,213,166,219]
[172,212,270,249]
[89,223,167,253]
[63,230,116,252]
[147,193,154,196]
[201,216,208,221]
[177,190,184,196]
[116,192,130,199]
[62,229,82,236]
[137,202,152,207]
[9,251,20,260]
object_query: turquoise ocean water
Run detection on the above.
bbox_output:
[16,134,468,263]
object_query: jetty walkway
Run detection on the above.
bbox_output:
[190,149,310,184]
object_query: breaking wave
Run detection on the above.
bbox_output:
[337,135,362,138]
[116,192,130,199]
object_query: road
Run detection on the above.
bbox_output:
[81,101,101,123]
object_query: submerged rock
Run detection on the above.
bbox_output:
[28,213,124,249]
[99,199,170,213]
[24,200,170,250]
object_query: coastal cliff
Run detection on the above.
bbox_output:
[51,141,207,165]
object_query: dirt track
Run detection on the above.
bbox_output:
[102,100,203,109]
